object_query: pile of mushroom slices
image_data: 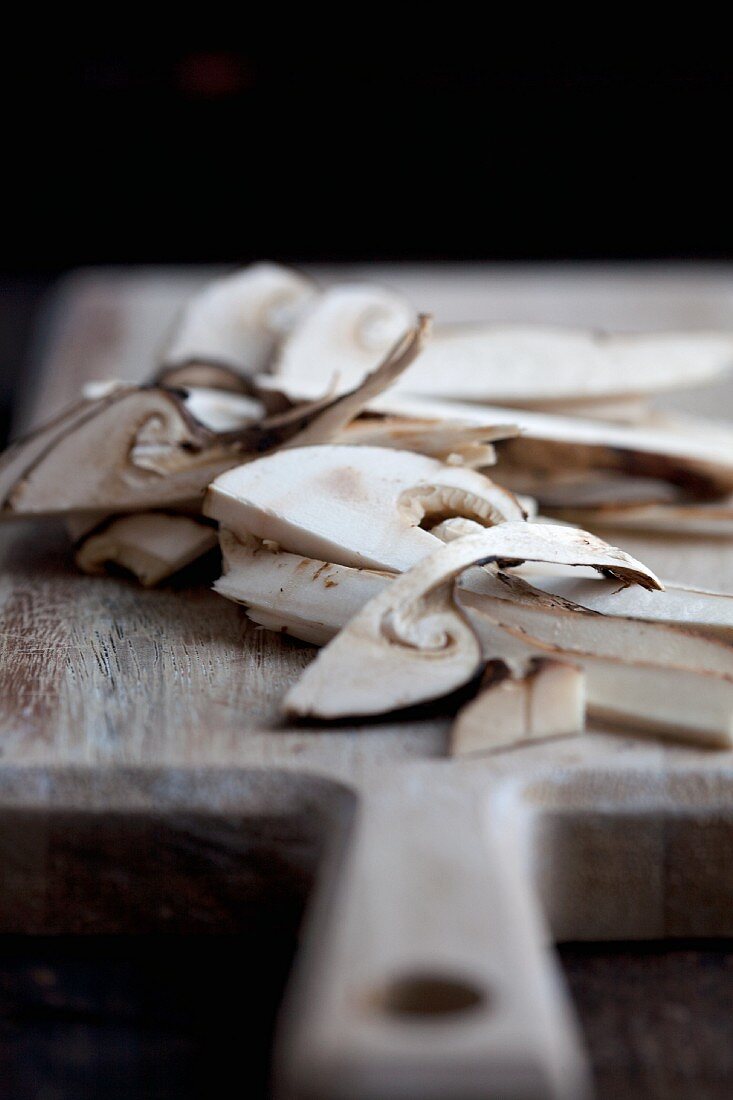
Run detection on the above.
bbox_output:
[1,261,733,755]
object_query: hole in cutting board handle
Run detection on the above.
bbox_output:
[381,971,486,1018]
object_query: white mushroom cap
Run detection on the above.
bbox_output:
[262,283,414,400]
[162,262,317,375]
[205,445,525,572]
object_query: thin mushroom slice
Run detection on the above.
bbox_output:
[264,314,733,406]
[371,394,733,497]
[160,263,317,377]
[549,498,733,538]
[179,387,266,432]
[466,613,733,748]
[205,444,525,573]
[458,571,733,678]
[390,325,733,405]
[338,415,519,467]
[1,317,426,518]
[261,283,415,400]
[215,530,391,645]
[495,469,684,511]
[75,512,218,587]
[279,315,432,449]
[512,572,733,642]
[155,363,252,393]
[284,525,660,719]
[450,659,585,757]
[0,385,240,514]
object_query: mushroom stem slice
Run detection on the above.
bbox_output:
[160,263,317,376]
[284,525,660,719]
[74,512,218,587]
[450,659,585,757]
[215,529,391,645]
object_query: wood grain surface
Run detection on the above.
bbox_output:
[2,265,733,1100]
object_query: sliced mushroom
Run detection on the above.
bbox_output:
[215,530,390,645]
[155,363,252,393]
[262,283,415,400]
[458,570,733,678]
[495,469,684,510]
[0,317,427,518]
[338,415,519,467]
[450,659,585,756]
[371,394,733,496]
[264,311,733,406]
[548,498,733,538]
[74,512,218,586]
[392,325,733,405]
[278,316,432,450]
[205,444,525,573]
[512,572,733,641]
[467,613,733,748]
[160,263,317,377]
[179,387,266,432]
[284,524,660,719]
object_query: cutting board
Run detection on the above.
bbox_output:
[2,265,733,1100]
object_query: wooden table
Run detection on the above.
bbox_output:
[1,266,732,1099]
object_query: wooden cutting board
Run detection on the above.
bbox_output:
[2,265,733,1100]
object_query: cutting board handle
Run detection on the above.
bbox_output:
[275,771,590,1100]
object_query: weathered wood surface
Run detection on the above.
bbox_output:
[2,265,733,1099]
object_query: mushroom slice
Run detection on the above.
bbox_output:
[513,573,733,642]
[215,530,391,645]
[160,263,317,376]
[0,385,238,514]
[205,445,525,573]
[74,512,218,587]
[284,525,660,719]
[1,317,426,517]
[495,469,684,511]
[391,325,733,405]
[450,659,585,757]
[371,394,733,496]
[549,498,733,538]
[466,614,733,748]
[278,316,431,449]
[338,415,519,467]
[180,387,266,432]
[155,363,252,393]
[458,571,733,678]
[262,283,415,400]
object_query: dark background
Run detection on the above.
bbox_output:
[3,36,733,273]
[2,35,731,435]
